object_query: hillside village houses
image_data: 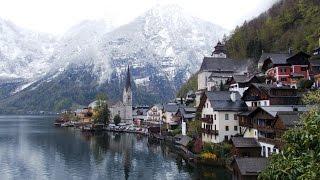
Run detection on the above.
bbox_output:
[195,42,249,106]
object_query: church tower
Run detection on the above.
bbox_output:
[123,66,133,122]
[211,41,227,58]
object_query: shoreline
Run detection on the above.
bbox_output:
[98,127,231,170]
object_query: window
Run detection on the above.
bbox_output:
[301,67,307,71]
[234,126,238,131]
[234,114,237,120]
[225,126,229,131]
[214,114,216,120]
[267,147,271,156]
[281,77,287,81]
[225,114,229,120]
[224,135,229,141]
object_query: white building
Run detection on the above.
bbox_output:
[227,75,261,96]
[198,91,248,143]
[146,104,163,124]
[109,66,133,124]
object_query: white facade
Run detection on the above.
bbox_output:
[201,99,240,143]
[146,105,163,124]
[212,52,227,58]
[198,71,211,91]
[245,100,270,107]
[229,83,248,96]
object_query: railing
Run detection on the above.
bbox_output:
[255,125,274,133]
[148,112,160,116]
[201,117,213,123]
[201,128,219,135]
[239,120,253,128]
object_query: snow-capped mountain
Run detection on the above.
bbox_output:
[0,18,57,80]
[0,5,228,113]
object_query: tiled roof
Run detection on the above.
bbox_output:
[277,111,300,127]
[233,157,268,176]
[164,103,185,113]
[206,91,248,111]
[199,57,248,72]
[258,53,290,65]
[260,106,308,117]
[231,137,260,148]
[174,135,192,147]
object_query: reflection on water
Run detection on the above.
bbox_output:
[0,116,231,180]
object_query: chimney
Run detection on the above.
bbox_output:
[288,47,293,54]
[230,92,236,102]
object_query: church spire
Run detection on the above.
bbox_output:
[125,65,131,91]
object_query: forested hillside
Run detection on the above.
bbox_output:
[176,73,198,98]
[225,0,320,59]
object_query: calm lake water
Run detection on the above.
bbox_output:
[0,116,231,180]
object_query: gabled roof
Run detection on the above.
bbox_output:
[133,108,148,116]
[177,107,196,119]
[231,137,260,148]
[199,57,248,72]
[149,104,163,110]
[174,135,192,147]
[309,59,320,66]
[232,157,267,176]
[250,83,295,96]
[205,91,248,111]
[256,106,307,117]
[163,103,184,113]
[259,52,290,65]
[277,111,300,127]
[259,52,310,68]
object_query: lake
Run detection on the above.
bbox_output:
[0,115,231,180]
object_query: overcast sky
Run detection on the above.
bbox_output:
[0,0,277,35]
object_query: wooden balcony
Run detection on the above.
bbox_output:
[239,120,253,128]
[255,125,274,133]
[201,117,213,123]
[201,128,219,135]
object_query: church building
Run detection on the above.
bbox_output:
[110,66,133,124]
[195,41,249,106]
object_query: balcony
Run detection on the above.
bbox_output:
[239,120,253,128]
[201,128,219,135]
[148,112,160,116]
[201,117,213,123]
[255,125,274,133]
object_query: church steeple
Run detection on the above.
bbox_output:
[211,41,227,58]
[125,65,131,91]
[123,66,132,106]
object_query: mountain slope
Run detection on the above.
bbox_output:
[225,0,320,59]
[0,18,57,80]
[0,5,227,113]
